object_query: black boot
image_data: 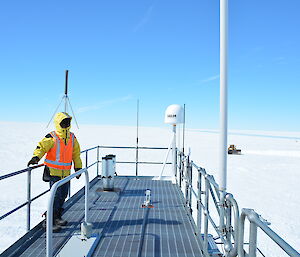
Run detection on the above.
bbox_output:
[52,222,62,233]
[53,212,62,232]
[41,211,61,232]
[56,208,68,226]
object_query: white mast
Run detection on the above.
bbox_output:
[219,0,228,192]
[219,0,228,232]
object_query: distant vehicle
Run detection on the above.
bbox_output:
[228,144,241,155]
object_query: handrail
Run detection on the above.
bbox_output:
[0,164,45,231]
[0,164,44,181]
[46,167,90,257]
[81,145,169,153]
[238,209,300,257]
[0,145,172,237]
[2,146,299,257]
[225,193,239,257]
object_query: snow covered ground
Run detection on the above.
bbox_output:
[0,121,299,256]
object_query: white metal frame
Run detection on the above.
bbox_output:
[46,168,90,257]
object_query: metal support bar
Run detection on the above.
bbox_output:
[179,153,183,188]
[197,168,202,235]
[159,136,174,179]
[46,168,90,257]
[225,193,239,257]
[249,222,257,257]
[85,151,88,168]
[238,209,300,257]
[173,125,177,180]
[192,165,220,190]
[97,146,100,177]
[26,168,31,232]
[188,161,192,214]
[82,146,169,151]
[203,176,209,252]
[0,164,44,181]
[209,186,221,215]
[226,202,232,244]
[185,156,189,207]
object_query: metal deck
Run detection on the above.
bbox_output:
[2,177,204,257]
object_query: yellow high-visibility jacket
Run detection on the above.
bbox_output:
[32,112,82,178]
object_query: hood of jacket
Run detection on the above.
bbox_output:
[54,112,72,140]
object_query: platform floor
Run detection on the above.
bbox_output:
[2,177,204,257]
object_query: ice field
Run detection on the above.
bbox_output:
[0,121,299,256]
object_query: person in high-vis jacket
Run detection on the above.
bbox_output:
[27,112,82,232]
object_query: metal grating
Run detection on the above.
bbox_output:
[2,177,204,257]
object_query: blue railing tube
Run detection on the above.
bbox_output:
[225,193,239,257]
[238,208,300,257]
[46,168,89,257]
[27,168,31,232]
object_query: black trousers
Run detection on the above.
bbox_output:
[49,176,69,220]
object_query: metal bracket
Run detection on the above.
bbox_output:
[259,214,271,226]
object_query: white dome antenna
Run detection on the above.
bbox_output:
[164,104,184,124]
[160,104,184,182]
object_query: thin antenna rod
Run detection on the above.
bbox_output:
[65,70,69,96]
[46,69,79,128]
[64,70,69,113]
[183,104,186,154]
[135,99,139,178]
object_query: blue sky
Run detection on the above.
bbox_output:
[0,0,299,131]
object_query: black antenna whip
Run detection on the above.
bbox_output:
[65,70,69,95]
[46,69,79,128]
[64,70,69,113]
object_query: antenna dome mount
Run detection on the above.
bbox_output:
[164,104,184,125]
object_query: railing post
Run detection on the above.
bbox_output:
[197,168,202,235]
[204,175,210,252]
[85,151,88,168]
[249,222,258,257]
[97,146,100,177]
[188,161,192,214]
[47,168,89,257]
[226,202,232,245]
[185,156,189,205]
[224,193,240,257]
[26,168,31,232]
[84,168,90,223]
[172,125,177,180]
[179,152,182,188]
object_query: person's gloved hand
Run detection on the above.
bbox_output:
[27,156,40,167]
[75,168,82,179]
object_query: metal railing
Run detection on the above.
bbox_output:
[46,167,90,257]
[0,164,48,231]
[177,151,235,256]
[238,209,299,257]
[0,145,171,234]
[177,150,300,257]
[1,145,299,257]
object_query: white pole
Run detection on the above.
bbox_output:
[219,0,228,192]
[173,125,177,179]
[219,0,228,233]
[159,136,174,179]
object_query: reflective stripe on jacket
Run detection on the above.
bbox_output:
[44,131,75,172]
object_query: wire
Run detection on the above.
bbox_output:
[46,97,64,128]
[67,97,79,129]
